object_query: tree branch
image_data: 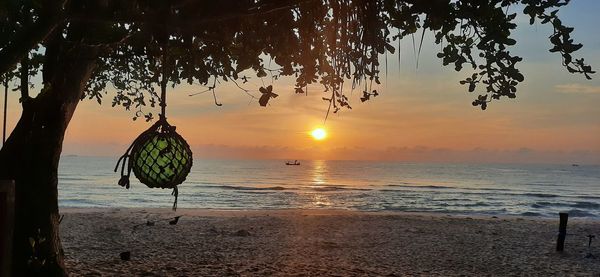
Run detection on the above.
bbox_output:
[20,56,29,101]
[0,14,63,76]
[67,0,318,27]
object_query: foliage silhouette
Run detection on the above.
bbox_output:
[0,0,594,115]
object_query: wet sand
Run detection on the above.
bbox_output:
[59,208,600,276]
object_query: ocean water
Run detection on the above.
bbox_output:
[58,156,600,218]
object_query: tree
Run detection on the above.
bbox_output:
[0,0,594,275]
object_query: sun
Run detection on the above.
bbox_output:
[311,128,327,140]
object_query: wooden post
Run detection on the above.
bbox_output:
[0,180,15,276]
[556,212,568,251]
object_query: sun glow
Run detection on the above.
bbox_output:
[311,128,327,140]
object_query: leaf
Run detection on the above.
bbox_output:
[384,43,396,54]
[257,69,267,78]
[514,73,524,82]
[468,83,476,92]
[258,85,277,106]
[259,94,270,106]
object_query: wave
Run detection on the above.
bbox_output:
[521,212,543,217]
[201,184,372,192]
[386,184,453,189]
[531,201,562,209]
[571,201,600,209]
[430,198,472,202]
[59,176,89,181]
[436,202,491,208]
[460,202,491,207]
[531,200,600,210]
[565,209,596,217]
[476,187,513,192]
[523,193,559,198]
[524,182,555,185]
[202,185,293,191]
[309,186,372,192]
[60,199,108,207]
[384,184,513,192]
[376,189,560,200]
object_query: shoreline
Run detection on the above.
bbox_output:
[59,207,600,276]
[59,207,600,222]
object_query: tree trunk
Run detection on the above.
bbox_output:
[0,42,98,276]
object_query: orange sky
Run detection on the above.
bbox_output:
[2,2,599,163]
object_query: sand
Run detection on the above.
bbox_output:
[59,208,600,276]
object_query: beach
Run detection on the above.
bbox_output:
[59,208,600,276]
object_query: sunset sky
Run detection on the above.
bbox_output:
[5,1,600,163]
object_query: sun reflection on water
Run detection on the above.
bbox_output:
[310,193,332,207]
[311,160,328,186]
[306,160,333,208]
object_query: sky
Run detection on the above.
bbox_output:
[4,1,600,163]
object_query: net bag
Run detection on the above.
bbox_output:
[115,119,193,210]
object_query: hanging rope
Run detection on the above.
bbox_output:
[3,79,7,144]
[115,41,193,211]
[160,44,168,122]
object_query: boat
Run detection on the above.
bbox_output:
[572,164,580,167]
[286,160,300,166]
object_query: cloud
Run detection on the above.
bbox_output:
[555,83,600,94]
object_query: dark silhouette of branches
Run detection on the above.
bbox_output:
[1,0,594,117]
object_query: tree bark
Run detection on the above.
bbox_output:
[0,40,98,276]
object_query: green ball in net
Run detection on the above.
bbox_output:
[129,131,193,189]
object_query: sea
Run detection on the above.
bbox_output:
[58,156,600,218]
